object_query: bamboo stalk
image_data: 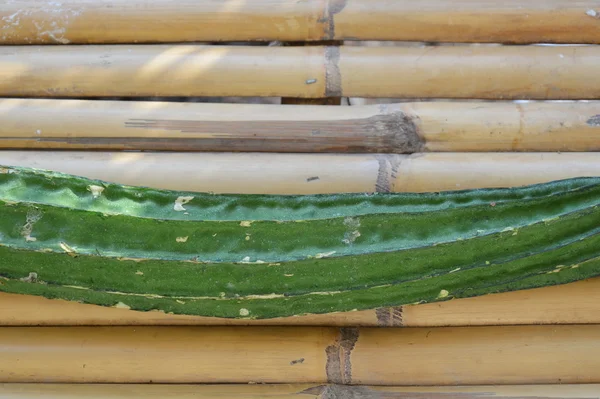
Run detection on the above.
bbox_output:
[1,151,599,194]
[2,45,600,99]
[2,0,600,44]
[1,278,600,327]
[1,99,598,153]
[0,383,598,399]
[0,325,599,384]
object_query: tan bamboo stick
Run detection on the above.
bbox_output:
[2,45,600,99]
[1,151,599,194]
[1,278,600,327]
[0,383,599,399]
[2,0,600,44]
[0,325,599,384]
[1,99,599,153]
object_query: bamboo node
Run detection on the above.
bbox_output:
[325,327,359,384]
[588,115,600,127]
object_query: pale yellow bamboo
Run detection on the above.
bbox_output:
[1,151,599,194]
[2,0,600,44]
[393,152,600,193]
[0,383,599,399]
[0,292,383,327]
[1,99,599,153]
[2,45,600,99]
[411,101,600,152]
[339,45,600,99]
[0,325,599,384]
[2,278,600,327]
[0,45,325,98]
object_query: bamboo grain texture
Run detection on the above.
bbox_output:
[0,383,598,399]
[2,0,600,44]
[1,99,598,153]
[1,278,599,327]
[2,151,600,194]
[0,325,599,385]
[3,45,600,99]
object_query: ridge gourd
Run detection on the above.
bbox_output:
[1,165,599,319]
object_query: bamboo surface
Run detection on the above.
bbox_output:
[0,325,599,385]
[1,99,599,153]
[3,45,600,99]
[1,151,600,194]
[1,278,600,327]
[2,0,600,44]
[0,383,599,399]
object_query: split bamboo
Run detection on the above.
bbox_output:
[1,278,600,327]
[1,99,599,153]
[2,0,600,44]
[0,325,599,385]
[2,45,600,99]
[1,151,599,194]
[0,383,598,399]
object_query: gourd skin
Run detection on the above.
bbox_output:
[1,165,599,319]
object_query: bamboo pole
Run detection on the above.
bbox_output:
[1,278,600,327]
[0,325,599,384]
[1,99,599,153]
[0,383,599,399]
[1,151,599,194]
[2,0,600,44]
[2,45,600,99]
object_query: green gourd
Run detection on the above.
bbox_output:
[1,165,599,319]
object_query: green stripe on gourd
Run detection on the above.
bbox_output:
[0,165,599,319]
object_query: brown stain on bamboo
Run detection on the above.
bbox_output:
[511,103,526,150]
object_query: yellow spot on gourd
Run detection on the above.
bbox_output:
[59,242,76,254]
[245,234,251,241]
[284,274,294,277]
[174,196,194,212]
[135,271,144,276]
[239,308,250,317]
[342,230,361,245]
[176,236,189,243]
[87,185,105,199]
[113,302,131,310]
[22,208,43,242]
[240,221,252,227]
[315,251,336,259]
[176,300,186,305]
[20,272,38,283]
[437,289,450,299]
